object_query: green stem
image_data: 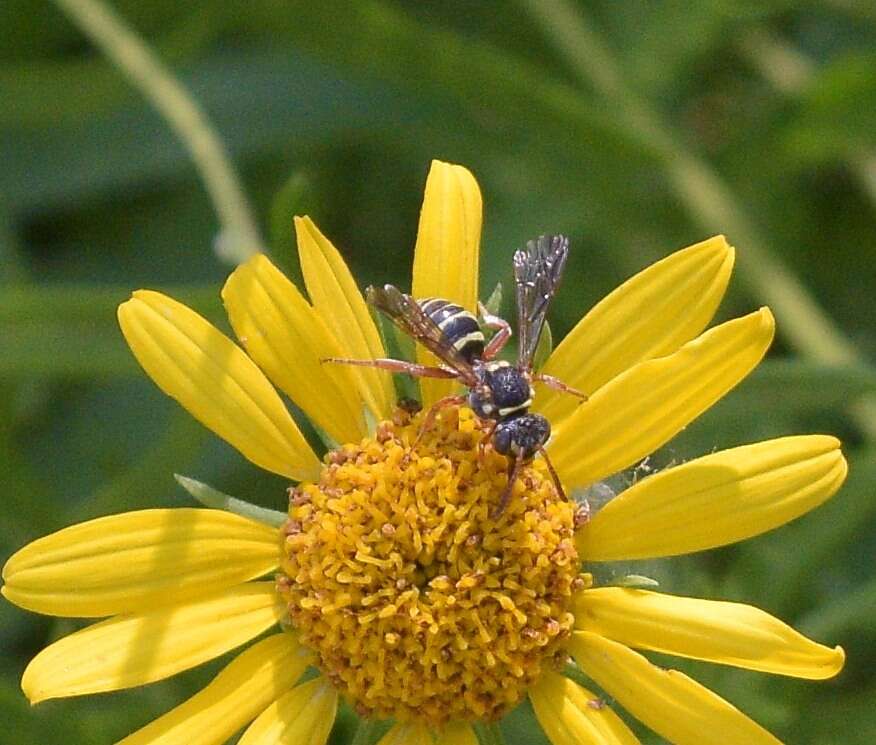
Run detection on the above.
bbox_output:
[51,0,265,263]
[520,0,876,440]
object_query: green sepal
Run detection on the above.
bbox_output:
[310,421,340,452]
[611,574,660,589]
[363,403,379,436]
[349,718,392,745]
[174,474,287,527]
[474,721,507,745]
[482,281,503,317]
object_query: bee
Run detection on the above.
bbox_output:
[326,235,585,517]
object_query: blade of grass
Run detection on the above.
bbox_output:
[738,28,876,210]
[243,0,657,164]
[51,0,265,263]
[519,0,876,441]
[0,5,226,128]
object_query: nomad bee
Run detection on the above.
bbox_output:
[327,235,584,517]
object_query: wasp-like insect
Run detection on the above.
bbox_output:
[326,235,585,517]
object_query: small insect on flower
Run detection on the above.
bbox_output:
[326,234,586,516]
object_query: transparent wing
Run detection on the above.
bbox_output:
[513,234,569,370]
[366,285,478,384]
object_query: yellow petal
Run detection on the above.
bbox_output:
[118,291,319,481]
[1,508,279,617]
[22,582,282,703]
[411,160,482,406]
[377,723,433,745]
[222,253,366,445]
[530,671,641,745]
[538,236,734,426]
[549,308,775,487]
[574,588,845,679]
[436,722,478,745]
[238,678,337,745]
[570,632,782,745]
[118,633,311,745]
[296,216,395,421]
[579,435,847,560]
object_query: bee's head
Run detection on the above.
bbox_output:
[492,413,550,460]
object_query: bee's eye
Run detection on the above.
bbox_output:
[492,426,512,455]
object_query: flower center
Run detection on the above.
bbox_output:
[278,406,581,726]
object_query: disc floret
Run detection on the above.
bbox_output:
[278,406,581,725]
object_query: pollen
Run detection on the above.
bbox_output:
[278,406,581,726]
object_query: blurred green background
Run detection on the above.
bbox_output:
[1,0,874,743]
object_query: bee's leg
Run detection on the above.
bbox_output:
[538,446,567,502]
[322,357,459,379]
[533,373,588,401]
[491,455,523,518]
[478,302,513,360]
[402,394,467,464]
[477,419,497,461]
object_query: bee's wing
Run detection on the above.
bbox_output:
[513,234,569,370]
[367,285,478,384]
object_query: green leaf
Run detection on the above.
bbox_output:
[68,410,211,523]
[721,360,876,427]
[786,51,876,162]
[174,474,288,527]
[1,50,416,213]
[671,360,876,455]
[0,285,220,378]
[799,573,876,640]
[0,383,53,544]
[246,0,654,166]
[784,683,876,745]
[0,5,225,128]
[735,447,876,617]
[0,200,27,285]
[269,171,315,279]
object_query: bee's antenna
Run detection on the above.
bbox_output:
[538,446,566,502]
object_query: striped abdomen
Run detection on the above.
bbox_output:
[418,298,485,363]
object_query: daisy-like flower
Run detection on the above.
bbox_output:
[2,161,848,745]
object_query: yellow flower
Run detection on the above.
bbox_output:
[1,160,847,745]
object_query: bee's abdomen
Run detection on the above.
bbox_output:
[419,298,485,362]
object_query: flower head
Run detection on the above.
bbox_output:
[2,161,847,745]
